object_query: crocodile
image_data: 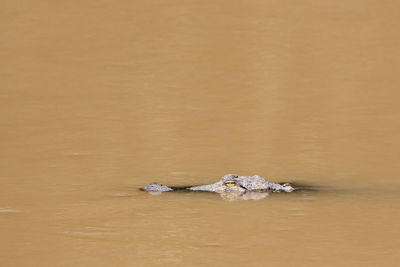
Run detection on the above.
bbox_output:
[141,174,294,200]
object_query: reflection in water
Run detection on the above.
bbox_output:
[142,185,316,201]
[220,191,269,201]
[144,188,271,201]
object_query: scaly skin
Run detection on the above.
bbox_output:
[142,182,174,192]
[189,174,294,192]
[142,174,294,194]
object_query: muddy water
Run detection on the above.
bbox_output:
[1,1,400,266]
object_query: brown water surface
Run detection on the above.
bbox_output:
[1,1,400,266]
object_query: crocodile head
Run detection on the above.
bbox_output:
[189,174,294,192]
[188,174,247,193]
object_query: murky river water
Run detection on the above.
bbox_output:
[1,1,400,266]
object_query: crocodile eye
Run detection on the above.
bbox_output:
[224,181,236,187]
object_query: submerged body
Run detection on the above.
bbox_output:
[142,174,294,195]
